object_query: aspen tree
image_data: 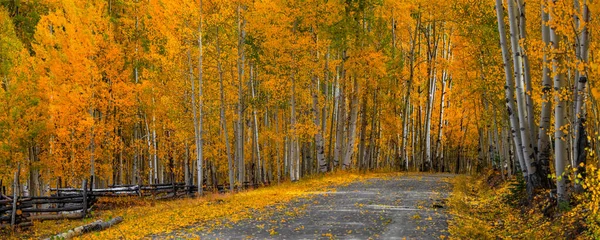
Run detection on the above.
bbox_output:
[506,0,537,190]
[548,0,567,202]
[216,27,234,192]
[236,3,246,186]
[537,2,553,189]
[197,0,204,195]
[494,0,527,178]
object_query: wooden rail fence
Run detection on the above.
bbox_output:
[0,176,267,229]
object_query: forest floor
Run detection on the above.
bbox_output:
[447,171,596,239]
[157,173,453,239]
[3,172,454,239]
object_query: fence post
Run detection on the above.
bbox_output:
[57,177,61,197]
[11,171,18,228]
[172,182,176,197]
[82,179,88,218]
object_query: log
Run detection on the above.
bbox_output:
[22,198,85,204]
[30,195,85,200]
[22,205,83,213]
[29,212,84,221]
[50,188,80,192]
[109,184,137,188]
[43,216,123,240]
[53,186,139,194]
[90,192,138,197]
[0,221,32,229]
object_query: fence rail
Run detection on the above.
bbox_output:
[0,177,268,229]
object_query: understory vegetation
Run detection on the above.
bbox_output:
[448,167,600,239]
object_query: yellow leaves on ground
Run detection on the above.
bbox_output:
[447,172,599,240]
[21,171,387,239]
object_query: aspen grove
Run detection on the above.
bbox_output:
[2,0,600,230]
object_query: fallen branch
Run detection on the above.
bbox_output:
[43,216,123,240]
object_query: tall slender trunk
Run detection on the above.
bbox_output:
[549,2,567,202]
[507,0,536,189]
[358,91,368,171]
[216,28,234,192]
[184,143,190,189]
[573,0,589,192]
[343,77,359,169]
[188,46,199,188]
[517,0,538,150]
[28,146,39,197]
[250,64,263,183]
[327,58,337,169]
[236,4,246,186]
[495,0,527,177]
[312,72,327,173]
[435,71,448,170]
[435,35,451,171]
[290,69,298,181]
[537,3,553,189]
[424,22,439,171]
[310,33,326,173]
[275,110,281,183]
[145,115,152,184]
[402,19,419,170]
[152,112,158,184]
[196,0,205,195]
[334,62,345,169]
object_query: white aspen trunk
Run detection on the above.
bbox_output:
[290,69,298,181]
[549,2,567,202]
[424,23,439,171]
[295,140,300,180]
[435,35,451,169]
[495,0,527,176]
[196,0,205,195]
[132,133,138,185]
[358,93,368,170]
[424,66,437,171]
[327,65,338,167]
[507,0,536,183]
[436,71,448,166]
[411,109,416,170]
[572,0,581,165]
[275,111,281,183]
[284,136,289,179]
[343,77,359,170]
[312,74,327,173]
[250,64,263,183]
[152,112,158,184]
[118,138,123,185]
[402,98,411,170]
[537,3,553,188]
[334,65,345,169]
[517,0,538,148]
[184,143,190,188]
[187,40,201,191]
[322,48,330,159]
[573,0,589,191]
[236,4,246,186]
[216,28,234,192]
[402,21,419,170]
[144,115,153,184]
[311,42,327,173]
